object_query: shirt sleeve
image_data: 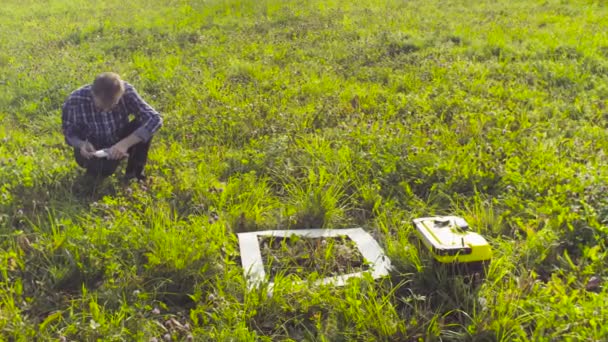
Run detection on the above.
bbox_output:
[61,101,86,148]
[123,84,163,142]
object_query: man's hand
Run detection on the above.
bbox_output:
[79,141,96,159]
[108,142,129,160]
[107,133,142,160]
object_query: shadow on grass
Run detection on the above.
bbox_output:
[0,170,130,319]
[3,171,126,224]
[389,253,496,341]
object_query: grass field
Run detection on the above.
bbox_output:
[1,0,608,340]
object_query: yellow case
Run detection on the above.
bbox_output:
[412,216,492,263]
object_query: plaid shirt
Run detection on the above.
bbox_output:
[62,82,162,148]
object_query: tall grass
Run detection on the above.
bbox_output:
[1,0,607,340]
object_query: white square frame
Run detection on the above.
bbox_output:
[238,228,392,291]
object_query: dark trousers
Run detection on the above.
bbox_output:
[74,120,152,178]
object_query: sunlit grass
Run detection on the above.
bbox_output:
[1,0,607,340]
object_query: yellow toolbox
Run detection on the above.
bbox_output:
[412,216,492,264]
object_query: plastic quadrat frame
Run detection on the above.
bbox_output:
[238,228,392,292]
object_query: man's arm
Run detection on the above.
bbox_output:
[61,102,86,149]
[115,133,142,150]
[108,83,162,159]
[62,102,97,159]
[122,83,163,143]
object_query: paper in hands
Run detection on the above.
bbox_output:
[93,150,109,158]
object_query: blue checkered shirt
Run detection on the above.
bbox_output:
[62,82,162,149]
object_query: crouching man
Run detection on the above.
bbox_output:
[62,72,162,181]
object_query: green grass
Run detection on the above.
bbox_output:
[1,0,608,340]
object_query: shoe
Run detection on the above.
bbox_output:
[123,172,147,182]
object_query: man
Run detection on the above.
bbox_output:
[62,72,162,181]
